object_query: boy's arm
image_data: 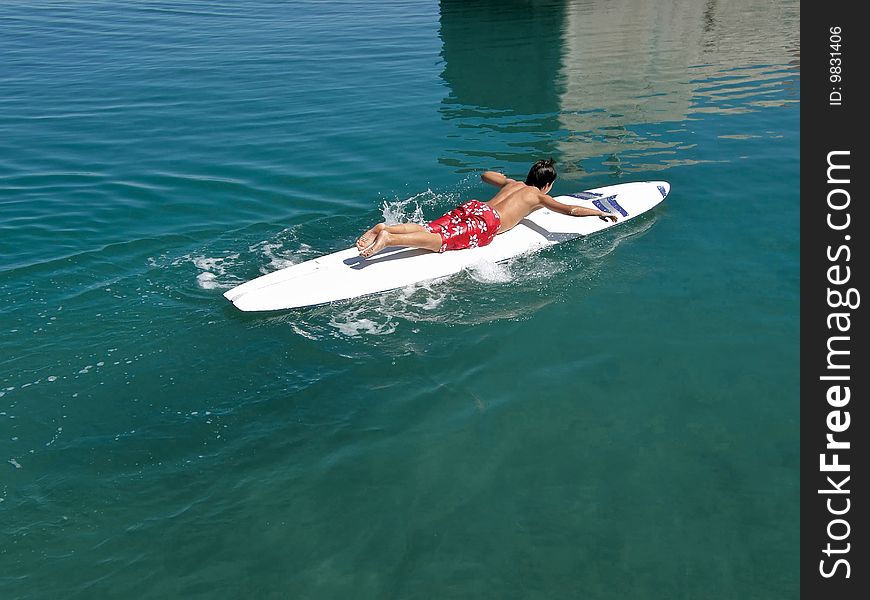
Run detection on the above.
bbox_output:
[540,194,617,222]
[481,171,517,187]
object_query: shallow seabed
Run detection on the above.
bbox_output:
[1,1,799,598]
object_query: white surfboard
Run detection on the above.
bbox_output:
[224,181,670,311]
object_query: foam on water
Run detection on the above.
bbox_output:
[184,227,319,290]
[249,227,316,273]
[329,307,397,338]
[196,271,224,290]
[189,252,247,290]
[394,279,451,311]
[466,259,513,284]
[192,254,240,274]
[379,188,460,225]
[154,251,246,290]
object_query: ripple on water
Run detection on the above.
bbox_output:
[0,0,798,596]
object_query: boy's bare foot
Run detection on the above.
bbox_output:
[359,230,390,258]
[356,223,385,251]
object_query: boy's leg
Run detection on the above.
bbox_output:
[387,224,429,234]
[356,223,428,251]
[359,228,442,257]
[356,223,386,250]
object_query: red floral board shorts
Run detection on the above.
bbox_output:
[424,200,501,253]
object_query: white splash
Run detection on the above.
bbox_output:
[393,280,450,311]
[380,188,455,225]
[329,307,397,337]
[290,323,321,341]
[192,254,239,273]
[245,227,316,274]
[192,253,243,290]
[196,272,223,290]
[466,260,513,283]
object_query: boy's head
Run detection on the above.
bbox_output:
[525,158,557,192]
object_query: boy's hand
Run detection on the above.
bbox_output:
[599,211,617,222]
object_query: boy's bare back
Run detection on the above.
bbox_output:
[480,170,615,233]
[483,180,550,232]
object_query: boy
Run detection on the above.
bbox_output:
[356,159,616,257]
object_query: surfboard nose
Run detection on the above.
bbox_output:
[651,181,670,198]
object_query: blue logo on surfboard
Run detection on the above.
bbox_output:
[593,196,629,217]
[568,191,604,200]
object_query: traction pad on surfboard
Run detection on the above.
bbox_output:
[567,191,604,200]
[593,196,629,217]
[568,191,629,217]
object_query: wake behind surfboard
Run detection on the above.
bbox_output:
[224,181,670,311]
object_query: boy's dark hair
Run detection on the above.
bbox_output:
[525,158,557,189]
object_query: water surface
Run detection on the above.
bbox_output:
[1,1,799,598]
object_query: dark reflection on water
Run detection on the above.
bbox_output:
[438,0,568,169]
[439,0,566,115]
[438,0,799,179]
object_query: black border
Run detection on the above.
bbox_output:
[801,2,866,596]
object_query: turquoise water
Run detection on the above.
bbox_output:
[1,1,799,598]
